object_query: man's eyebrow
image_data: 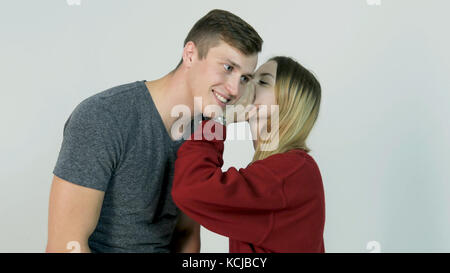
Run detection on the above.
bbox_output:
[226,58,241,69]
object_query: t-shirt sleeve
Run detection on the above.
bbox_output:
[53,98,121,192]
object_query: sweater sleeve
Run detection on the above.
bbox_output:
[171,120,302,245]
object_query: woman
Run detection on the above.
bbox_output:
[171,56,325,253]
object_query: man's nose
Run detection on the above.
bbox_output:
[225,76,240,97]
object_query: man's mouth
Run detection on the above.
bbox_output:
[212,89,231,104]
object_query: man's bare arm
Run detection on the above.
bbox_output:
[46,175,104,253]
[170,211,201,253]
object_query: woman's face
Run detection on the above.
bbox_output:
[252,60,277,113]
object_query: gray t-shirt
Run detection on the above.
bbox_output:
[53,80,186,253]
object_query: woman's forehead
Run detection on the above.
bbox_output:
[255,60,277,76]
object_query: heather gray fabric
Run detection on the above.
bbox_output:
[53,80,186,253]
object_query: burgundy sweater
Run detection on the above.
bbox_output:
[171,120,325,253]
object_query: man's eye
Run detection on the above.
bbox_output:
[224,64,233,72]
[240,76,249,84]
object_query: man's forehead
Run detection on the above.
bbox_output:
[209,43,257,73]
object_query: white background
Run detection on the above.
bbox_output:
[0,0,449,252]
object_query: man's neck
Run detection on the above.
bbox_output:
[144,69,197,140]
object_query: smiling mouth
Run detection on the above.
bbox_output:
[212,89,230,104]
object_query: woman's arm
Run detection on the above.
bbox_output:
[171,120,305,245]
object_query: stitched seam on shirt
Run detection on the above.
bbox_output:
[256,181,287,246]
[260,166,288,209]
[257,211,275,246]
[255,152,308,246]
[283,154,308,180]
[254,166,287,246]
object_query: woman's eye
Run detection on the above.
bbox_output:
[258,80,268,85]
[224,64,233,72]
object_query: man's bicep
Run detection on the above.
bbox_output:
[46,175,105,252]
[175,211,199,233]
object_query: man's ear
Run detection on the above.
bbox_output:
[182,41,197,68]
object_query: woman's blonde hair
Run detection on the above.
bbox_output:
[252,56,321,162]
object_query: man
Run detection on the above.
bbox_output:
[46,9,262,253]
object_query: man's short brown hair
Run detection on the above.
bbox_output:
[175,9,263,69]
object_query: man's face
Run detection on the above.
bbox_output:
[188,41,258,113]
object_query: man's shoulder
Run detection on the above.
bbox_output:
[71,80,147,122]
[85,80,146,108]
